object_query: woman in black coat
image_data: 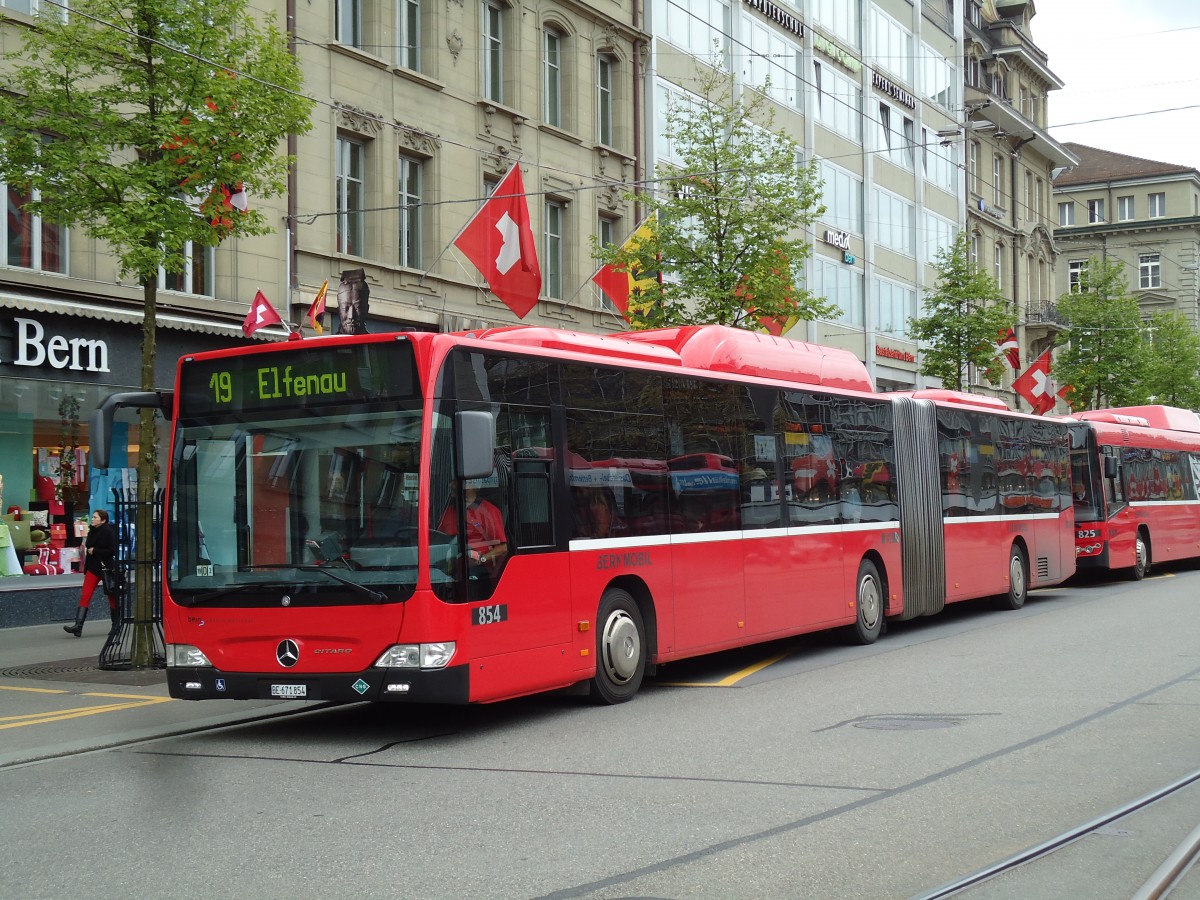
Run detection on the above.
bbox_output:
[63,509,119,637]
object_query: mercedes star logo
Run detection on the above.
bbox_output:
[276,639,300,668]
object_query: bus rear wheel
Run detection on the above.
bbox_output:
[1131,533,1150,581]
[590,588,646,704]
[998,545,1028,610]
[840,559,884,645]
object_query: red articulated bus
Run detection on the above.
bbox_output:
[1068,405,1200,579]
[92,325,1076,706]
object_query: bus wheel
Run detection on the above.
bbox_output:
[999,545,1028,610]
[840,559,884,645]
[1131,533,1150,581]
[590,589,646,704]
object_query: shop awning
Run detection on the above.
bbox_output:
[0,292,288,340]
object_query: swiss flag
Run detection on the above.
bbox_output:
[242,289,283,337]
[454,165,542,318]
[1013,348,1058,414]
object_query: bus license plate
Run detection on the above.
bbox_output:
[270,684,307,698]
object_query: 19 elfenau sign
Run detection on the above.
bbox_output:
[1,317,110,373]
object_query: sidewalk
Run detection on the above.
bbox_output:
[0,622,318,767]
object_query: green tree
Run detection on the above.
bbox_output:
[1054,257,1148,410]
[595,64,835,331]
[1,0,312,665]
[908,232,1015,391]
[1143,311,1200,408]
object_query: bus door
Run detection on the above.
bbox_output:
[434,352,571,699]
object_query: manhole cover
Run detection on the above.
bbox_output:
[0,657,166,687]
[854,716,961,731]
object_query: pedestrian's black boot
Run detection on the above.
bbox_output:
[108,606,121,634]
[63,606,88,637]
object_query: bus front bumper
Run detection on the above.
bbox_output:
[167,664,470,704]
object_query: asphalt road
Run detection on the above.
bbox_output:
[2,563,1198,899]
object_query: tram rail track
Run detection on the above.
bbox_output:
[916,767,1200,899]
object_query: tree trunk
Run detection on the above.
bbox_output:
[133,278,159,668]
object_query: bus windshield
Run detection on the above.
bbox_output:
[168,410,430,605]
[167,341,428,607]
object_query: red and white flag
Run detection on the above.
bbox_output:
[242,289,282,337]
[1013,348,1061,415]
[454,165,542,318]
[997,327,1020,371]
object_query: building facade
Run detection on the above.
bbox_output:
[1052,143,1200,330]
[962,0,1075,396]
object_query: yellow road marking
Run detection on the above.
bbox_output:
[661,652,789,688]
[0,685,67,694]
[0,687,175,730]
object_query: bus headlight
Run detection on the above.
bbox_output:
[167,644,212,668]
[374,642,456,669]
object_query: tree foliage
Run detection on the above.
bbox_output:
[595,64,835,331]
[1,0,312,665]
[1143,311,1200,409]
[907,232,1015,391]
[1054,257,1148,410]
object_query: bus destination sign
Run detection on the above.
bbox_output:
[178,342,417,418]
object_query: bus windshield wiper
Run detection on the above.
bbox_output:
[296,565,387,603]
[181,582,275,607]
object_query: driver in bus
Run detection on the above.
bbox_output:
[438,482,508,571]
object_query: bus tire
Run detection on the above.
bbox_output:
[998,545,1028,610]
[840,559,884,645]
[589,588,646,705]
[1131,532,1150,581]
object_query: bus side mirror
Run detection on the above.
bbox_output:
[455,410,496,480]
[1103,456,1118,479]
[90,391,172,470]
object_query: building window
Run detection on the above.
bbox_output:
[814,62,862,141]
[1068,259,1085,293]
[1117,195,1134,222]
[812,256,864,327]
[483,1,504,103]
[994,243,1004,290]
[159,239,214,296]
[336,137,366,256]
[921,44,957,111]
[818,160,864,234]
[654,0,730,65]
[878,103,915,171]
[398,154,422,268]
[1148,192,1166,218]
[2,179,67,273]
[968,141,979,195]
[871,7,914,84]
[746,19,800,109]
[1139,253,1161,289]
[969,233,979,268]
[397,0,420,70]
[924,211,956,262]
[597,216,619,311]
[814,0,860,48]
[597,55,614,146]
[0,0,63,18]
[544,27,562,128]
[1024,171,1033,220]
[873,276,916,337]
[993,155,1004,207]
[1035,178,1044,221]
[544,200,564,300]
[1058,202,1074,226]
[1087,199,1105,223]
[873,187,915,256]
[336,0,362,49]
